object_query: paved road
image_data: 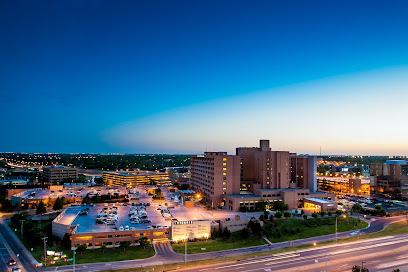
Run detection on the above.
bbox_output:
[0,218,38,272]
[177,234,408,272]
[0,240,12,272]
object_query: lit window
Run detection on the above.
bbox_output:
[223,173,226,176]
[223,168,227,171]
[223,187,226,190]
[223,163,226,166]
[223,158,227,161]
[223,182,226,185]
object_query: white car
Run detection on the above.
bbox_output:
[157,224,162,229]
[146,226,152,229]
[119,226,124,231]
[125,225,130,231]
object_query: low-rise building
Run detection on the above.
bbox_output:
[103,171,171,187]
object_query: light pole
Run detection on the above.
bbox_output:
[73,248,76,272]
[336,214,347,243]
[184,236,187,264]
[20,220,25,240]
[41,236,48,267]
[361,260,366,271]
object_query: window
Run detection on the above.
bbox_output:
[223,163,226,166]
[223,158,227,161]
[223,168,227,171]
[223,187,226,190]
[223,182,226,185]
[223,173,226,176]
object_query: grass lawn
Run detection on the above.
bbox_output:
[172,217,368,254]
[51,246,156,267]
[172,234,267,254]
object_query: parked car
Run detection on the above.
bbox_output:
[8,259,16,266]
[141,219,151,223]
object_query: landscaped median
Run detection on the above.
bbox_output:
[172,216,368,254]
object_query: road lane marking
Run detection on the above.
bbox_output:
[214,253,300,269]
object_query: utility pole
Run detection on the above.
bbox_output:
[362,260,366,271]
[41,236,48,267]
[20,220,25,240]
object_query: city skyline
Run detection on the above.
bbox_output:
[1,1,408,155]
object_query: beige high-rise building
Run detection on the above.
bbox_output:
[190,152,241,207]
[236,140,290,190]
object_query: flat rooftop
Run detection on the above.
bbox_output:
[304,197,336,204]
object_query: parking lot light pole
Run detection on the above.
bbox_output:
[362,260,365,271]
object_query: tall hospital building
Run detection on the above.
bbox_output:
[191,140,335,212]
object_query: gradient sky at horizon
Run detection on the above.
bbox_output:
[1,1,408,155]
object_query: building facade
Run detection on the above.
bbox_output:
[42,166,78,184]
[370,160,408,197]
[190,152,241,207]
[103,171,171,187]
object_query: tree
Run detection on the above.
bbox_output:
[284,212,291,219]
[76,244,87,255]
[352,204,363,212]
[303,214,308,220]
[311,213,318,218]
[222,227,231,240]
[275,211,282,219]
[139,237,149,249]
[100,244,107,254]
[336,210,343,216]
[78,174,86,183]
[259,214,264,221]
[53,197,64,210]
[269,214,274,221]
[248,220,262,234]
[120,241,131,252]
[255,199,267,211]
[82,194,91,204]
[351,265,369,272]
[154,188,163,199]
[320,211,326,217]
[392,269,401,272]
[328,212,332,217]
[62,233,71,249]
[240,228,249,239]
[36,201,46,215]
[274,201,286,211]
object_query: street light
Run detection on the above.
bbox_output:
[361,260,366,271]
[41,236,47,267]
[184,235,188,264]
[313,243,327,272]
[20,220,25,240]
[336,214,347,243]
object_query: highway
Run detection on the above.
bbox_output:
[178,234,408,272]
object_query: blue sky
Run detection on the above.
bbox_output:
[1,1,408,155]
